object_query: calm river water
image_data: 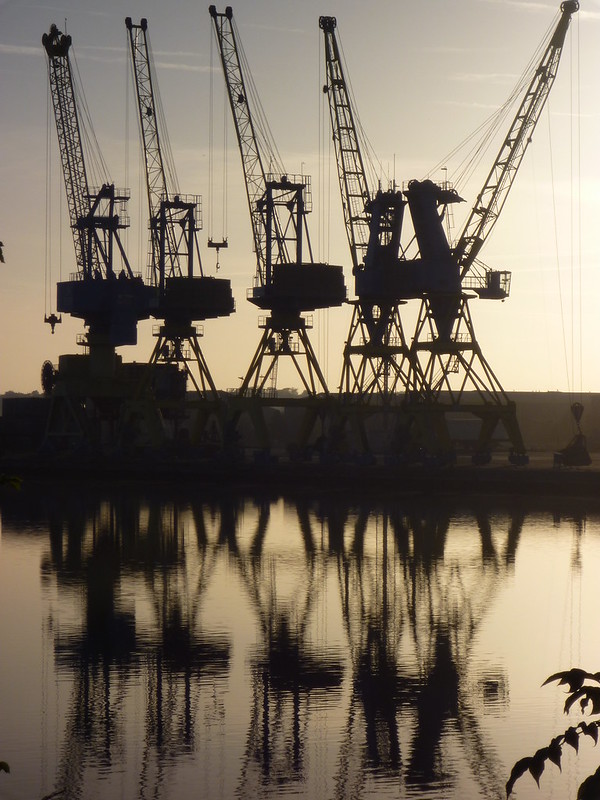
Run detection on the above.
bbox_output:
[1,479,600,800]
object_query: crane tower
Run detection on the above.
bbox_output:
[322,2,577,464]
[42,24,157,448]
[209,6,346,405]
[406,0,578,464]
[126,18,234,414]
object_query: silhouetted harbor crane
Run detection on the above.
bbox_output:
[126,17,234,444]
[322,2,578,464]
[42,24,158,449]
[210,6,346,455]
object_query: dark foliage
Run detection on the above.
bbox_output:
[507,669,600,798]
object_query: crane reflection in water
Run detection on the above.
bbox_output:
[40,489,231,798]
[16,485,546,799]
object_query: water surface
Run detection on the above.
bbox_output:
[1,481,600,799]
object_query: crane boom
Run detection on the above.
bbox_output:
[209,5,317,293]
[455,0,578,280]
[209,5,269,280]
[43,24,137,283]
[43,25,96,277]
[126,17,204,288]
[320,16,370,274]
[126,18,171,280]
[43,22,155,352]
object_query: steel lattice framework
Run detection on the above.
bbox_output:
[44,28,91,275]
[320,18,370,274]
[127,18,203,289]
[455,1,579,287]
[210,5,345,412]
[126,17,234,406]
[321,16,428,413]
[209,6,272,285]
[43,26,128,281]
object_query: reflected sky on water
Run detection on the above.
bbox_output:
[1,482,600,800]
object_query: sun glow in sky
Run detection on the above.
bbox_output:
[0,0,598,394]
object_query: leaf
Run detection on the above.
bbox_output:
[564,687,600,716]
[565,688,590,714]
[548,738,563,770]
[544,669,596,693]
[580,722,600,745]
[506,757,532,797]
[588,688,600,715]
[0,762,9,773]
[529,748,548,786]
[577,766,600,799]
[565,726,580,752]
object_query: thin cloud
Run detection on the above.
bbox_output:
[81,43,204,60]
[477,0,600,16]
[0,43,41,56]
[155,60,208,73]
[476,0,557,11]
[239,21,305,36]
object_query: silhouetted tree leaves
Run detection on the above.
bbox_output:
[508,669,600,797]
[577,766,600,800]
[548,737,563,769]
[506,757,533,797]
[566,687,600,715]
[530,748,548,785]
[581,722,600,745]
[565,726,580,752]
[543,669,600,693]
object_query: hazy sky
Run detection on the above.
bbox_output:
[0,0,598,395]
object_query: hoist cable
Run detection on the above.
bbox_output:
[337,31,385,193]
[222,98,228,241]
[231,14,284,178]
[71,49,110,189]
[574,14,582,401]
[124,39,130,258]
[426,14,557,194]
[208,27,229,247]
[146,29,179,196]
[548,104,572,398]
[208,29,214,241]
[44,79,51,316]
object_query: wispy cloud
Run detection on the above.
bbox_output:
[475,0,557,11]
[0,37,206,72]
[0,43,41,56]
[155,60,208,73]
[477,0,600,18]
[238,21,305,36]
